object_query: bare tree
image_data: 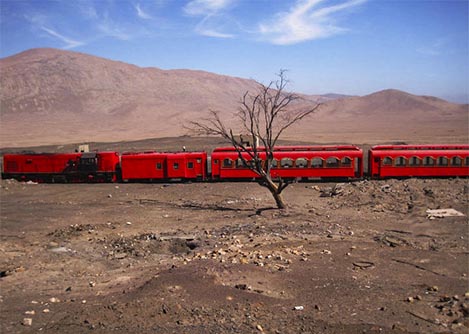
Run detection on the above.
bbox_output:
[190,71,320,209]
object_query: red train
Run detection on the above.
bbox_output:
[1,144,468,183]
[368,145,469,178]
[2,151,119,183]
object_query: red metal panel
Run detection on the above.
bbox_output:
[120,151,207,181]
[211,146,363,180]
[120,152,166,180]
[3,153,81,174]
[97,152,119,172]
[369,146,469,178]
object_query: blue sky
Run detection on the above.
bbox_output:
[1,0,468,103]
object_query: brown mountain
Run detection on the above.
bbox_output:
[1,48,467,147]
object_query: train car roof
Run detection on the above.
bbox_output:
[371,144,469,151]
[212,145,362,152]
[121,151,206,156]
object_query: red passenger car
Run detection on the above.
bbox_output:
[211,146,363,181]
[120,151,207,181]
[368,145,469,178]
[1,152,120,182]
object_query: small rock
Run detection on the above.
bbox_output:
[428,286,439,292]
[49,297,60,303]
[293,306,304,311]
[22,318,33,326]
[256,324,264,332]
[43,309,50,313]
[24,310,35,315]
[407,296,414,303]
[107,194,112,198]
[381,184,391,193]
[125,221,132,225]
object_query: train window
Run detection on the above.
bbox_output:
[280,158,293,168]
[187,161,194,169]
[395,156,406,167]
[466,157,469,166]
[341,157,352,167]
[295,158,308,168]
[409,156,420,166]
[214,160,219,164]
[451,156,462,166]
[236,159,249,168]
[422,157,434,166]
[156,162,162,169]
[223,158,233,168]
[437,157,448,166]
[26,159,33,164]
[311,157,323,168]
[271,159,278,168]
[173,162,179,170]
[326,157,339,168]
[382,157,392,166]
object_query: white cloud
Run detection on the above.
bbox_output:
[40,26,85,49]
[24,14,84,49]
[259,0,367,45]
[184,0,233,16]
[135,3,152,20]
[97,21,131,40]
[184,0,236,38]
[416,38,447,56]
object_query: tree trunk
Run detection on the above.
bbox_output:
[261,176,288,209]
[271,190,286,209]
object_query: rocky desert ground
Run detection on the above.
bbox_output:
[0,138,468,333]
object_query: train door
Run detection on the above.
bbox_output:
[166,156,185,179]
[190,156,206,180]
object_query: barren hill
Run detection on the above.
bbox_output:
[1,48,467,147]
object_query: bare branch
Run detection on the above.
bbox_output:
[187,71,319,209]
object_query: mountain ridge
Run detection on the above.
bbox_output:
[1,48,467,147]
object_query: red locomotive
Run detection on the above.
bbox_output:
[1,144,468,183]
[2,151,120,182]
[369,145,469,178]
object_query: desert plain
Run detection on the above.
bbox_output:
[0,136,468,334]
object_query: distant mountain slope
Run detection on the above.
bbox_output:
[1,48,467,147]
